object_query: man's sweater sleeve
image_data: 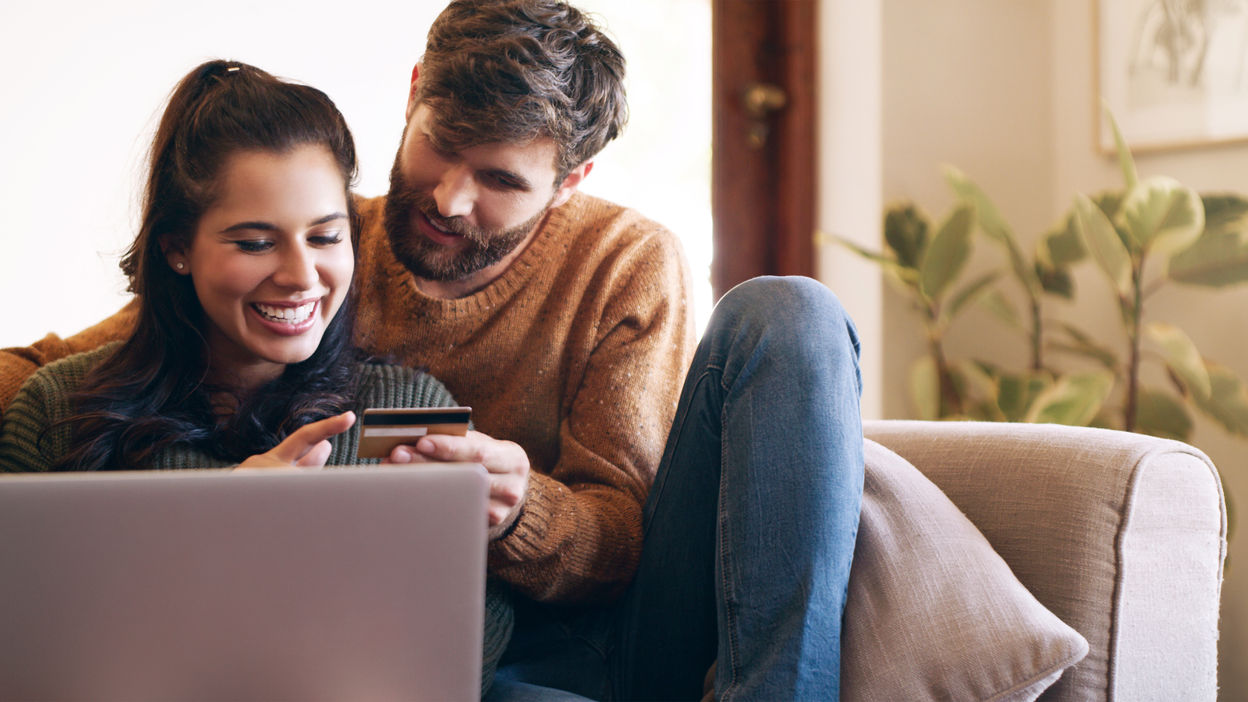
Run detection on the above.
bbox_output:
[0,300,138,412]
[0,353,94,473]
[486,229,697,603]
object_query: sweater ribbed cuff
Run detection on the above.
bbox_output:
[488,470,566,564]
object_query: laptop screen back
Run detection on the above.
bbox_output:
[0,464,488,701]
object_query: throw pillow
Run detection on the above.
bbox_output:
[840,440,1089,701]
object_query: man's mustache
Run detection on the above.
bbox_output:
[399,188,489,244]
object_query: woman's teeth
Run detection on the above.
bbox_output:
[254,302,315,324]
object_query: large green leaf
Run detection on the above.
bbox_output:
[1024,371,1116,426]
[920,204,974,301]
[835,235,892,266]
[1135,387,1194,441]
[944,166,1042,297]
[1037,214,1086,269]
[883,204,929,269]
[1192,363,1248,437]
[1200,193,1248,235]
[1103,103,1139,190]
[944,167,1012,243]
[944,271,1001,324]
[954,359,1002,415]
[909,356,940,421]
[1048,322,1119,371]
[1092,191,1125,221]
[1168,214,1248,288]
[836,235,921,292]
[1119,176,1204,258]
[1036,261,1075,299]
[1073,193,1133,296]
[1144,322,1211,400]
[1091,190,1137,254]
[978,289,1023,330]
[997,371,1055,422]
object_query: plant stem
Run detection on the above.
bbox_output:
[1030,296,1043,371]
[1124,261,1145,432]
[931,333,963,417]
[927,304,962,417]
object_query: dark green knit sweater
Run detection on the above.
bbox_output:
[0,343,461,471]
[0,342,512,695]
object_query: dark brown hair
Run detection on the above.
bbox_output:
[53,60,362,470]
[417,0,628,180]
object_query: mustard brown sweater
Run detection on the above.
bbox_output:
[0,192,696,604]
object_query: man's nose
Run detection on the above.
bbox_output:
[433,164,476,219]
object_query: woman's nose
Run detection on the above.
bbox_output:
[272,245,318,290]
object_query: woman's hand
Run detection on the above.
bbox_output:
[237,411,356,469]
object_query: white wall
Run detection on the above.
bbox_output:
[875,0,1245,696]
[880,0,1056,422]
[819,0,883,421]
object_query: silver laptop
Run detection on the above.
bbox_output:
[0,464,488,702]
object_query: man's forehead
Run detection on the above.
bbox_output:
[415,104,559,171]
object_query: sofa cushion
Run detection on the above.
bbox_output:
[840,440,1089,701]
[862,420,1227,701]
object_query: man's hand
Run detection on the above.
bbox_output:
[387,430,530,540]
[237,411,356,469]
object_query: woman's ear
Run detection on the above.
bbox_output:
[162,241,189,275]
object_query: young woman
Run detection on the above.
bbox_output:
[0,59,510,694]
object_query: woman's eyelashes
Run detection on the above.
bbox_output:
[233,238,274,253]
[308,231,345,247]
[229,230,344,253]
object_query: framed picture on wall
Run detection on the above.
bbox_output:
[1097,0,1248,152]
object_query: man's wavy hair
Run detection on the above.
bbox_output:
[50,60,363,471]
[417,0,628,181]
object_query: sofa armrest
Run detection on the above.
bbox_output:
[864,420,1226,701]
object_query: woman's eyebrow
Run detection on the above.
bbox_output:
[309,212,348,226]
[219,212,347,233]
[220,221,278,233]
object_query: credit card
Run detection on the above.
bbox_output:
[357,406,471,459]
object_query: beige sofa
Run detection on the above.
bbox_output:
[850,420,1227,701]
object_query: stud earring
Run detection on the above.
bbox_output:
[175,262,185,271]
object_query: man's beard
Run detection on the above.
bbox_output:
[384,155,550,283]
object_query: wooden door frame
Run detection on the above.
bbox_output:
[711,0,818,300]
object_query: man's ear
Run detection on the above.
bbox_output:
[550,161,594,209]
[405,63,422,122]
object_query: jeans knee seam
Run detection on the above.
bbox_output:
[717,399,741,701]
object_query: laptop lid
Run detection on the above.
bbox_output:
[0,464,488,702]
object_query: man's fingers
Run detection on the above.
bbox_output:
[410,430,530,541]
[412,434,473,462]
[384,444,434,465]
[489,476,525,509]
[416,431,522,473]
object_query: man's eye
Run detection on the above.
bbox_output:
[234,240,273,253]
[487,174,522,191]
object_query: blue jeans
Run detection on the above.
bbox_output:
[487,276,864,701]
